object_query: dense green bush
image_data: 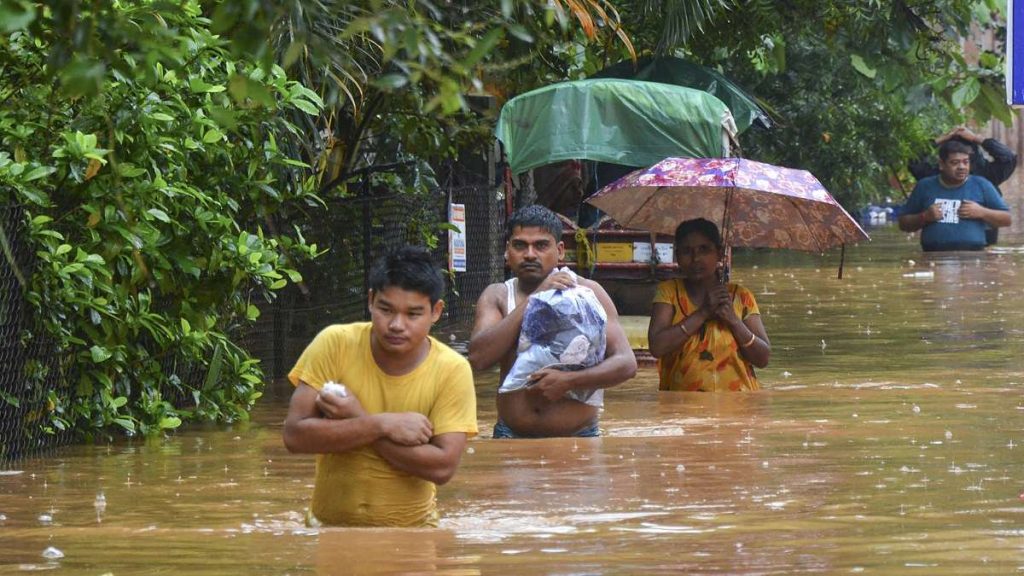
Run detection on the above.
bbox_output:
[0,3,320,439]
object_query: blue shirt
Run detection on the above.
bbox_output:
[903,175,1008,251]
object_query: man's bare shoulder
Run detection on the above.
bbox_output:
[578,278,620,317]
[474,281,510,314]
[478,281,508,302]
[578,278,613,300]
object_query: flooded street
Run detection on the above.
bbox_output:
[2,227,1023,574]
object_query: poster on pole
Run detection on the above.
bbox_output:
[1010,0,1024,105]
[448,203,467,272]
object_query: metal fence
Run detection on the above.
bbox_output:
[0,205,74,462]
[0,204,218,464]
[240,163,506,380]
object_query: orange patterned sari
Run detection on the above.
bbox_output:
[652,279,761,391]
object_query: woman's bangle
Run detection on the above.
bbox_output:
[740,332,757,348]
[678,321,689,336]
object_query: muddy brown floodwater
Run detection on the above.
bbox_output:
[2,227,1023,574]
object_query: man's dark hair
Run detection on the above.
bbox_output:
[505,204,563,242]
[674,218,723,250]
[939,139,973,161]
[368,245,445,304]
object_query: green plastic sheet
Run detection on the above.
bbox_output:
[594,57,771,134]
[496,79,732,175]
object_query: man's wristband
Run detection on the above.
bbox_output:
[919,212,928,227]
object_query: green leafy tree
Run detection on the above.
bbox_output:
[201,0,635,194]
[600,0,1012,207]
[0,1,320,441]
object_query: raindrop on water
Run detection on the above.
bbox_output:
[41,546,63,560]
[675,464,685,473]
[911,405,921,414]
[38,513,52,524]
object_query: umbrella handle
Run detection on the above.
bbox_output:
[718,245,731,285]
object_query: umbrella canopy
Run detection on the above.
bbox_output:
[496,79,736,175]
[586,157,868,253]
[593,56,772,134]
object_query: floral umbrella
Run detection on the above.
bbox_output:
[586,157,868,254]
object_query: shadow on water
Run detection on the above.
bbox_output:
[2,227,1023,574]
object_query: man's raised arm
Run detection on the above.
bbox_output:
[979,137,1018,186]
[572,280,638,389]
[467,284,525,370]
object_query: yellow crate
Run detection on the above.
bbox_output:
[596,242,634,263]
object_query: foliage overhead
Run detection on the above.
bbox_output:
[196,0,637,195]
[611,0,1013,207]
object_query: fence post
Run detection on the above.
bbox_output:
[361,178,371,321]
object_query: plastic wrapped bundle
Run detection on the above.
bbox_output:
[500,268,607,405]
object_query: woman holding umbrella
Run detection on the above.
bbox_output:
[647,218,770,391]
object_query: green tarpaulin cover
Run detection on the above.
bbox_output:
[496,79,732,175]
[593,57,771,134]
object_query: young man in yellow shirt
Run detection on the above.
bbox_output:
[283,246,478,527]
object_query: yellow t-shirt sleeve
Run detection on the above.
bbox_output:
[287,325,348,391]
[428,354,479,438]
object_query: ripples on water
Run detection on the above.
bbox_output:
[2,228,1023,574]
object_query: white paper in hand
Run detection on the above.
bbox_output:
[321,381,348,397]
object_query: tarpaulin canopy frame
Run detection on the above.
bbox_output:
[496,79,737,175]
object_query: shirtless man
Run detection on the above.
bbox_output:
[468,205,637,438]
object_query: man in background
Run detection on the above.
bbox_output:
[908,125,1017,245]
[900,139,1011,251]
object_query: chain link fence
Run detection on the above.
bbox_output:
[240,161,507,380]
[0,205,75,463]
